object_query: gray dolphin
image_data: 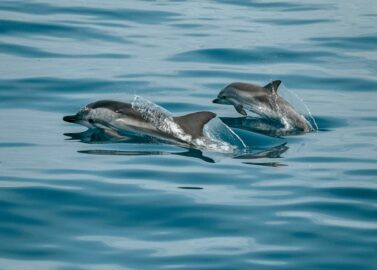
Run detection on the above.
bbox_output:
[213,80,313,133]
[63,100,216,145]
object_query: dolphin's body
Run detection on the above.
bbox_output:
[63,100,216,145]
[213,80,313,133]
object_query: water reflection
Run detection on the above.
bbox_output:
[64,128,289,165]
[221,116,308,137]
[79,148,217,163]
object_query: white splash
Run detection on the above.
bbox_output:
[131,95,245,154]
[199,117,246,154]
[132,95,192,142]
[279,83,318,131]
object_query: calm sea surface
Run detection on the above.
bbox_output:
[0,1,376,269]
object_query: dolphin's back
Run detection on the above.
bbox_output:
[173,112,216,139]
[87,100,147,122]
[87,100,132,113]
[227,82,264,94]
[227,80,281,95]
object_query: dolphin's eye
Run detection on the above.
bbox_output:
[88,118,94,124]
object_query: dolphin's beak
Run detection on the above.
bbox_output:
[63,114,79,123]
[213,97,231,105]
[212,98,221,104]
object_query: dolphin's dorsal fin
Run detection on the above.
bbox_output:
[173,112,216,139]
[264,80,281,93]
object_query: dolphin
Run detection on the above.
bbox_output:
[213,80,313,133]
[63,100,216,145]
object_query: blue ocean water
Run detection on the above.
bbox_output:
[0,0,376,269]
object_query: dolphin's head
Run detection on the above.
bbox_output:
[63,100,130,128]
[213,82,262,106]
[63,106,97,128]
[212,85,237,105]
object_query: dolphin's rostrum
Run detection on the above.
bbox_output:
[213,80,313,133]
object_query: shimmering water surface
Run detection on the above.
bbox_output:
[1,1,376,269]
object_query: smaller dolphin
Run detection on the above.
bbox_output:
[63,100,216,145]
[213,80,313,133]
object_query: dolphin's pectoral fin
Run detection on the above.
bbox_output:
[235,104,247,116]
[103,128,123,138]
[264,80,281,94]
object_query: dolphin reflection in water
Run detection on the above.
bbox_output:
[63,97,288,165]
[64,128,288,165]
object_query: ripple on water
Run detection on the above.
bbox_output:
[213,0,330,11]
[0,19,126,43]
[0,43,131,59]
[256,18,336,25]
[311,35,377,50]
[0,78,151,112]
[0,1,179,24]
[169,47,336,64]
